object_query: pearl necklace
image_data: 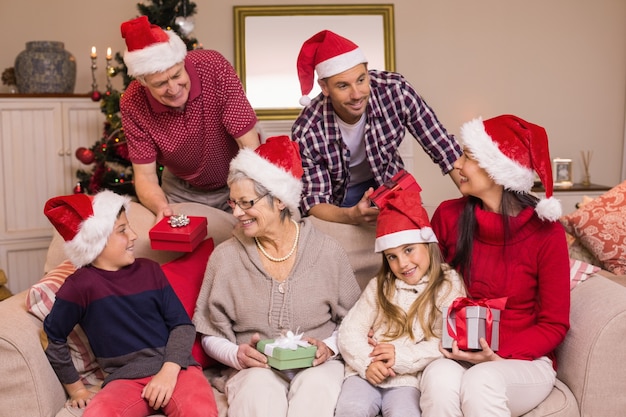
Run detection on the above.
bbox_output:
[255,219,300,262]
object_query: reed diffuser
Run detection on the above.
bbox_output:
[581,150,592,186]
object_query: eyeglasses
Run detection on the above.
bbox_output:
[227,194,268,211]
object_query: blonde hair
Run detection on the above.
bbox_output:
[375,242,456,341]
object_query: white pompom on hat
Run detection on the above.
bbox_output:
[121,15,187,77]
[459,114,562,221]
[296,30,368,106]
[229,136,304,214]
[375,190,438,253]
[43,190,131,268]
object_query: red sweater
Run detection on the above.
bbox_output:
[431,197,570,367]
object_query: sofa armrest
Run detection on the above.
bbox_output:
[556,274,626,416]
[0,291,67,417]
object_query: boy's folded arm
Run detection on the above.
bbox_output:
[164,324,196,366]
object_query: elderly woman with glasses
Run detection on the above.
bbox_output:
[193,136,361,417]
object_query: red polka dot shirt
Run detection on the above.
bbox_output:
[121,50,257,190]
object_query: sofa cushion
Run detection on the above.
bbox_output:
[560,180,626,275]
[161,238,217,368]
[26,260,105,386]
[569,258,600,289]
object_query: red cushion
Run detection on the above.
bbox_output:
[161,238,216,368]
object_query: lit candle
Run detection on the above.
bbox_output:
[91,46,97,59]
[106,47,112,60]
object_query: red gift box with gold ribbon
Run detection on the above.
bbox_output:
[442,297,507,351]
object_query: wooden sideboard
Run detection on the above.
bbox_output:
[0,96,101,293]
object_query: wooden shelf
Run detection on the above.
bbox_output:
[532,183,611,193]
[0,93,92,98]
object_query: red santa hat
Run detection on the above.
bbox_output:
[297,30,368,106]
[43,190,131,268]
[121,16,187,77]
[375,190,437,253]
[460,114,562,221]
[229,136,303,214]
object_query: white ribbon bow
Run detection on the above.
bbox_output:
[264,330,310,356]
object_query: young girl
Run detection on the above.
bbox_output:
[335,190,465,417]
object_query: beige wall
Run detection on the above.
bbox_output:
[1,0,624,208]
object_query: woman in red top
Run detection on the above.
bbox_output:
[420,115,570,416]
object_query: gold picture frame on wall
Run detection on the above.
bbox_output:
[233,4,396,120]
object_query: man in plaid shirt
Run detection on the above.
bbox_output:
[292,30,462,225]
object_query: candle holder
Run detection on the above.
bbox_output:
[90,47,101,101]
[105,47,113,92]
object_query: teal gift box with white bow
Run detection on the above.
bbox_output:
[256,331,317,370]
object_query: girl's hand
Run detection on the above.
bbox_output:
[305,337,334,366]
[365,360,394,385]
[440,338,503,364]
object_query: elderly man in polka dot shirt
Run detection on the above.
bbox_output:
[120,16,259,221]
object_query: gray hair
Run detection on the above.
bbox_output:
[227,169,292,222]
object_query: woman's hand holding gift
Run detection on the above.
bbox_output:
[440,338,503,364]
[305,337,334,366]
[237,333,269,369]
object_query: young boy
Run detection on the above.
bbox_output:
[42,190,217,416]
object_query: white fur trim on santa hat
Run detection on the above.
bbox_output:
[375,228,437,253]
[65,191,131,268]
[229,148,303,214]
[123,31,187,77]
[460,118,534,193]
[535,196,562,222]
[316,47,368,80]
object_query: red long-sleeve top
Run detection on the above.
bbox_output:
[431,197,570,368]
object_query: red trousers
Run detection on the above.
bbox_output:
[83,365,217,417]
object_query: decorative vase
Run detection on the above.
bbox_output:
[14,41,76,94]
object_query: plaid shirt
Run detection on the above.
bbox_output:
[292,70,462,215]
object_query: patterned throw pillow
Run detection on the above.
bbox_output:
[560,180,626,275]
[569,257,600,290]
[27,260,105,386]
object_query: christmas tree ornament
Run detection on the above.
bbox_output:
[175,16,195,36]
[90,90,101,101]
[174,0,195,37]
[73,182,83,194]
[75,147,95,165]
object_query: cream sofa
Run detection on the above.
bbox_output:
[0,201,625,417]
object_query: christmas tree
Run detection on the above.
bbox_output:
[75,0,199,196]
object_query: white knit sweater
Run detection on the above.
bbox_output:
[338,268,465,388]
